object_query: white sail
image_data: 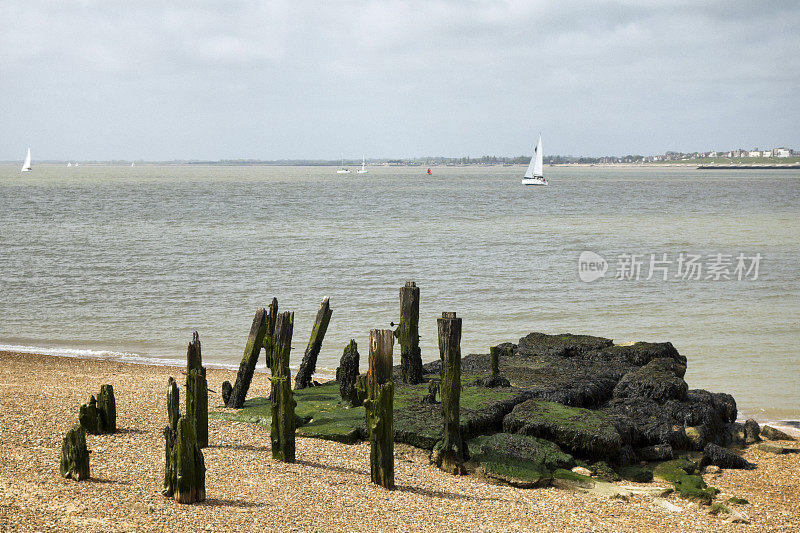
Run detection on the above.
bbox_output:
[21,148,32,172]
[357,154,368,173]
[524,134,543,178]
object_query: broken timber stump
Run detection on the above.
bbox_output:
[336,339,361,406]
[475,346,511,388]
[225,308,267,408]
[78,395,102,434]
[295,297,333,390]
[60,425,90,481]
[270,311,296,463]
[395,281,424,384]
[185,331,208,448]
[164,379,206,503]
[263,298,279,373]
[364,329,395,489]
[432,312,467,474]
[97,384,116,433]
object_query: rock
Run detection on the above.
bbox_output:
[761,425,796,441]
[673,473,720,504]
[609,341,686,371]
[703,465,721,474]
[710,503,750,523]
[516,333,613,358]
[590,461,620,482]
[702,443,755,470]
[757,442,799,454]
[744,419,761,444]
[474,375,511,388]
[653,458,697,482]
[638,444,673,461]
[614,444,638,466]
[655,498,683,512]
[616,464,653,482]
[571,466,591,476]
[503,399,622,459]
[612,358,688,403]
[552,469,632,499]
[722,422,746,448]
[468,433,574,488]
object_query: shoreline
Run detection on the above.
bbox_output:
[1,350,799,531]
[2,348,797,433]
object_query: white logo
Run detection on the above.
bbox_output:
[578,251,608,282]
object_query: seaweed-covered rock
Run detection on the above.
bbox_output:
[590,460,620,482]
[761,425,796,441]
[757,442,799,454]
[744,419,761,444]
[608,342,686,371]
[612,358,688,403]
[723,422,746,448]
[503,399,622,459]
[516,333,613,357]
[468,433,574,487]
[702,443,755,470]
[616,464,653,482]
[653,457,698,482]
[638,444,673,461]
[673,474,719,504]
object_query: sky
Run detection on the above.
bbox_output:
[1,0,799,160]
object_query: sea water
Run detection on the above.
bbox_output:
[1,164,798,422]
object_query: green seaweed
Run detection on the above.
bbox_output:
[652,457,697,482]
[616,464,653,483]
[673,474,719,505]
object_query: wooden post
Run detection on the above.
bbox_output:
[78,395,102,434]
[395,281,423,384]
[185,331,208,448]
[295,297,333,389]
[364,329,395,489]
[60,426,90,481]
[263,298,279,372]
[336,339,361,406]
[270,311,296,462]
[163,377,180,497]
[97,384,116,433]
[490,346,500,378]
[225,308,267,408]
[432,312,467,474]
[173,416,206,504]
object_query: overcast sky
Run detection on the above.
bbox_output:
[1,1,798,160]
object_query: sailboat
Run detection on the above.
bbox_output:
[357,154,368,174]
[131,162,135,167]
[67,162,72,167]
[522,134,547,186]
[21,148,32,172]
[336,155,350,174]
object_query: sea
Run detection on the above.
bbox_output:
[1,164,798,425]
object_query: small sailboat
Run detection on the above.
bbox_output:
[131,162,135,167]
[21,148,32,172]
[522,134,547,186]
[336,155,350,174]
[67,162,72,167]
[357,154,368,174]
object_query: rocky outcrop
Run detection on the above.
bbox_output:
[761,425,796,441]
[612,358,688,403]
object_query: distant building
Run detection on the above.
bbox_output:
[774,147,791,157]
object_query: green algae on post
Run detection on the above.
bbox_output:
[270,311,296,462]
[60,425,90,481]
[185,331,208,448]
[225,308,267,408]
[431,312,467,475]
[365,328,395,488]
[295,297,333,390]
[395,281,423,384]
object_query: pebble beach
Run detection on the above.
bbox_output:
[1,351,798,532]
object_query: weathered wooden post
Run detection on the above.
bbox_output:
[475,346,510,388]
[336,339,361,406]
[97,384,116,433]
[163,377,179,496]
[432,312,467,474]
[225,308,267,408]
[78,395,102,434]
[364,329,395,489]
[263,297,279,372]
[395,281,424,384]
[295,297,333,389]
[164,377,205,503]
[185,331,208,448]
[60,425,90,481]
[270,311,296,462]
